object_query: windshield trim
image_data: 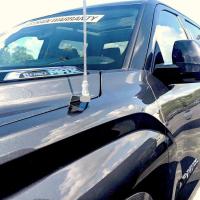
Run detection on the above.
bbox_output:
[122,3,144,70]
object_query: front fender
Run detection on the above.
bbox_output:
[9,130,168,200]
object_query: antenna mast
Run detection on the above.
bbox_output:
[80,0,91,103]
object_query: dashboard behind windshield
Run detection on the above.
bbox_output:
[0,4,141,71]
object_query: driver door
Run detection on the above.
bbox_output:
[149,5,200,200]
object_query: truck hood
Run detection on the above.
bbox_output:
[0,71,156,165]
[0,72,101,127]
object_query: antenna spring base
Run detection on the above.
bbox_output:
[81,79,91,102]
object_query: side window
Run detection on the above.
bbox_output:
[7,37,43,60]
[154,11,187,65]
[103,41,128,55]
[185,20,200,43]
[58,40,86,58]
[0,37,44,66]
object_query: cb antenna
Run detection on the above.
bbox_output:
[80,0,91,103]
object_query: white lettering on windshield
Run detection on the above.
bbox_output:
[25,15,104,27]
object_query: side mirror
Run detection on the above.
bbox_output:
[154,40,200,85]
[172,40,200,71]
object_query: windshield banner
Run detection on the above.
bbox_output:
[25,15,104,27]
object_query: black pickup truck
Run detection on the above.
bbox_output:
[0,0,200,200]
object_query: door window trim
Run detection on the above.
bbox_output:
[145,4,190,72]
[184,19,200,41]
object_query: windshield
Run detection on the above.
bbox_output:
[0,4,141,71]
